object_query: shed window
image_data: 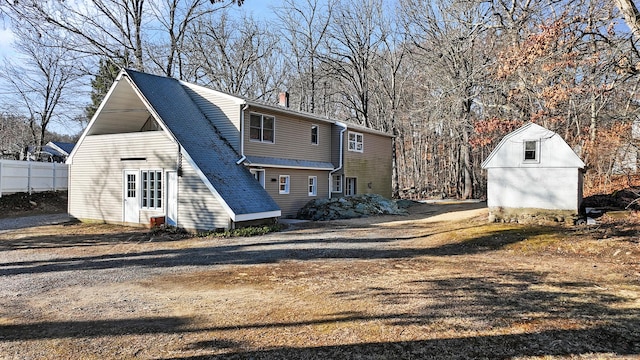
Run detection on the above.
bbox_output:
[524,140,538,161]
[141,170,162,209]
[250,113,275,143]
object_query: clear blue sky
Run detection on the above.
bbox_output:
[231,0,278,20]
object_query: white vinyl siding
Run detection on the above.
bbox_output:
[68,132,175,225]
[181,82,242,152]
[487,167,581,211]
[177,159,230,230]
[69,131,231,230]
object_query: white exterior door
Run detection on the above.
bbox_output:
[166,171,178,226]
[123,170,139,223]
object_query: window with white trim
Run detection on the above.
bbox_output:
[141,170,162,209]
[524,140,539,161]
[332,175,342,193]
[279,175,290,194]
[250,113,275,143]
[348,131,363,152]
[308,176,317,196]
[126,174,136,198]
[311,125,319,145]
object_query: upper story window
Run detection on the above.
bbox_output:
[348,131,363,152]
[524,140,539,161]
[250,113,275,143]
[311,125,319,145]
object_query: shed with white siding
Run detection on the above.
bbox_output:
[481,123,585,219]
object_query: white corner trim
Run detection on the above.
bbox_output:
[234,210,282,222]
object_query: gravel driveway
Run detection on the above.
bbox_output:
[1,203,638,359]
[0,213,71,233]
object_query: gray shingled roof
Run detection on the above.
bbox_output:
[49,141,75,155]
[125,69,280,217]
[245,155,335,170]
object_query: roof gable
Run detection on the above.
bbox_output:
[47,141,75,155]
[124,69,280,219]
[482,123,584,169]
[70,69,280,220]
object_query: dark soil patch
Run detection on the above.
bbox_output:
[583,187,640,211]
[0,191,68,218]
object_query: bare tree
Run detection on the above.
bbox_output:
[3,0,237,75]
[0,26,82,153]
[6,0,145,70]
[0,113,31,159]
[147,0,232,78]
[277,0,335,113]
[322,0,387,128]
[185,11,281,99]
[615,0,640,38]
[402,0,493,198]
[370,11,409,196]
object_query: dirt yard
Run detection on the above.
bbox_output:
[0,202,639,359]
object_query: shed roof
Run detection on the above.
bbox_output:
[481,123,584,169]
[47,141,75,155]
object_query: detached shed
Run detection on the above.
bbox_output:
[481,123,585,220]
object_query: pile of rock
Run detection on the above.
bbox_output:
[296,194,408,221]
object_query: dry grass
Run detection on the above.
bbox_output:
[0,203,638,359]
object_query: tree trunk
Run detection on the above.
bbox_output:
[461,126,473,199]
[615,0,640,38]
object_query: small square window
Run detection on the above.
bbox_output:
[524,140,538,161]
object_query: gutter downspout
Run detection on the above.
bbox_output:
[236,102,249,165]
[329,121,347,199]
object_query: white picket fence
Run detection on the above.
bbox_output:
[0,160,68,197]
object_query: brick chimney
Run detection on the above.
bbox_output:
[278,92,289,108]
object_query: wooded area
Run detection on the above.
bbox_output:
[2,0,640,198]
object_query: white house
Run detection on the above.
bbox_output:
[481,123,585,218]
